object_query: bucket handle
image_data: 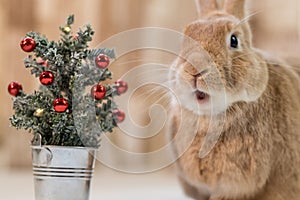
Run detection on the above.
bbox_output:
[31,134,53,165]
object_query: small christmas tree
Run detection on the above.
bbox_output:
[8,15,128,148]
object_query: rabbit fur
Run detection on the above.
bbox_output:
[168,0,300,199]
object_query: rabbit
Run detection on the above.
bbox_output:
[167,0,300,199]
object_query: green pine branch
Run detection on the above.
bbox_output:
[9,15,120,148]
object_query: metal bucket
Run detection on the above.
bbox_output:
[31,146,97,200]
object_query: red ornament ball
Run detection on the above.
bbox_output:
[73,34,79,40]
[53,98,68,113]
[95,54,110,69]
[115,80,128,95]
[113,110,125,123]
[8,82,22,97]
[20,37,36,52]
[37,58,48,67]
[39,71,54,85]
[91,84,106,100]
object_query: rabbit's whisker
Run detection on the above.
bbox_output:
[232,52,256,60]
[236,10,263,27]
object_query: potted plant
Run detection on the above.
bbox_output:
[8,15,128,200]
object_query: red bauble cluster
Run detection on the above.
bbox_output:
[40,71,54,85]
[95,54,110,69]
[115,80,128,95]
[8,82,23,97]
[91,84,106,100]
[53,98,69,113]
[113,110,125,123]
[20,37,36,52]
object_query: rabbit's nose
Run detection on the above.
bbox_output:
[193,68,210,88]
[193,68,210,86]
[194,68,210,78]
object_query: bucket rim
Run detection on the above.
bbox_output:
[31,145,99,151]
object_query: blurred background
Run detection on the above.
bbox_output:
[0,0,299,199]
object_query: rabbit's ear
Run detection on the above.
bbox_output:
[195,0,218,18]
[225,0,246,19]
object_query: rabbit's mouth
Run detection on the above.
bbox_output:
[195,90,210,103]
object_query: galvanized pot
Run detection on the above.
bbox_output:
[31,145,97,200]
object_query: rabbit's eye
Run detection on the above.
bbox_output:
[230,34,238,48]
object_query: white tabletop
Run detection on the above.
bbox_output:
[0,166,191,200]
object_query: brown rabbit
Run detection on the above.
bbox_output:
[168,0,300,199]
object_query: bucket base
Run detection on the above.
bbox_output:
[34,178,92,200]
